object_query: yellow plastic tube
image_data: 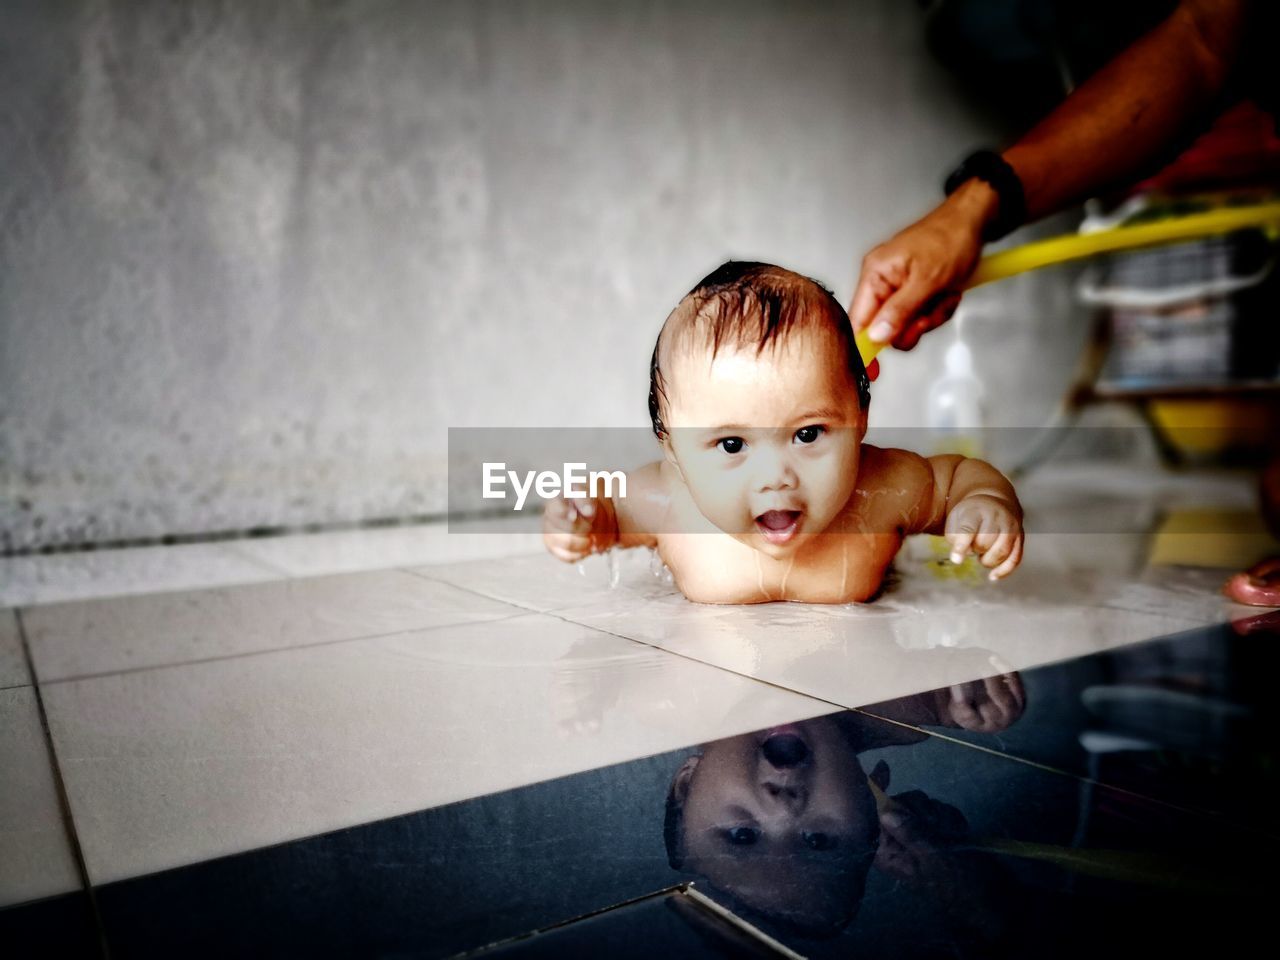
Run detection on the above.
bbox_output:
[855,201,1280,367]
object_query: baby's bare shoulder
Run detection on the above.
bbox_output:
[853,445,938,530]
[614,459,674,545]
[858,444,933,490]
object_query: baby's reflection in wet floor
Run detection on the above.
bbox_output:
[663,681,1027,946]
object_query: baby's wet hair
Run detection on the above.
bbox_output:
[648,261,872,439]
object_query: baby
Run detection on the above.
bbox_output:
[543,261,1023,603]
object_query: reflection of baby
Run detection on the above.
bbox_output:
[544,262,1023,603]
[666,678,1025,939]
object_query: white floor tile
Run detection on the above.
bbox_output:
[23,569,523,682]
[39,614,830,884]
[421,536,1231,710]
[0,542,283,608]
[558,590,1206,711]
[411,548,671,614]
[0,686,82,906]
[225,523,543,577]
[0,610,29,689]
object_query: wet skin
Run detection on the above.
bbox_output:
[620,324,1000,602]
[544,299,1024,601]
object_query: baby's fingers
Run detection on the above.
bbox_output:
[945,521,978,564]
[988,535,1023,581]
[979,532,1014,569]
[546,496,593,533]
[545,529,593,562]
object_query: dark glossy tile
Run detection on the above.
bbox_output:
[662,711,1277,959]
[0,703,1243,958]
[88,751,684,958]
[858,616,1280,833]
[472,886,792,958]
[0,890,101,958]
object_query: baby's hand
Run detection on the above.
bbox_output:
[944,494,1023,581]
[931,672,1025,733]
[543,495,612,563]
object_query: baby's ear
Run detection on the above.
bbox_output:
[671,754,700,802]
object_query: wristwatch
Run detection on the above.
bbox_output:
[943,149,1027,242]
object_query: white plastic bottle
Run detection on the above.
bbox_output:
[928,337,986,458]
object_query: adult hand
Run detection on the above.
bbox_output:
[849,180,995,359]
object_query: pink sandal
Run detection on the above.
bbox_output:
[1223,557,1280,607]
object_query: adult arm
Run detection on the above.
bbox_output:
[851,0,1250,352]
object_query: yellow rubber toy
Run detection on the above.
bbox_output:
[856,201,1280,367]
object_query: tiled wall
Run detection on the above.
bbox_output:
[0,0,1084,550]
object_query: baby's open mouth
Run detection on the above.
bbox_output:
[755,509,801,545]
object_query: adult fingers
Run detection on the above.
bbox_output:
[849,258,894,333]
[892,314,934,352]
[867,277,937,345]
[893,292,960,351]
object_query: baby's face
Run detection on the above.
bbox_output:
[675,717,878,929]
[662,323,865,557]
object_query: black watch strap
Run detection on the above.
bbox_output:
[943,149,1027,242]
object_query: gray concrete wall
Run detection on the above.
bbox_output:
[1,0,1085,550]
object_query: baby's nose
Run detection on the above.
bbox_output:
[753,447,798,491]
[762,734,809,768]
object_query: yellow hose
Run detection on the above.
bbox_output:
[856,201,1280,366]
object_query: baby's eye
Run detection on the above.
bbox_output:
[724,826,760,846]
[793,425,824,444]
[802,831,837,851]
[717,437,745,455]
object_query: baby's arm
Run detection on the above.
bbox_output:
[542,461,665,562]
[875,449,1023,580]
[922,454,1023,579]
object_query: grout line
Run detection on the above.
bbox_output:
[406,571,1276,837]
[32,609,534,688]
[14,610,112,959]
[400,569,843,708]
[681,885,808,960]
[851,707,1280,840]
[445,884,693,959]
[450,883,804,960]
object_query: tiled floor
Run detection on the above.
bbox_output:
[1,463,1277,956]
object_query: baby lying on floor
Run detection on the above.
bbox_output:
[543,261,1023,603]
